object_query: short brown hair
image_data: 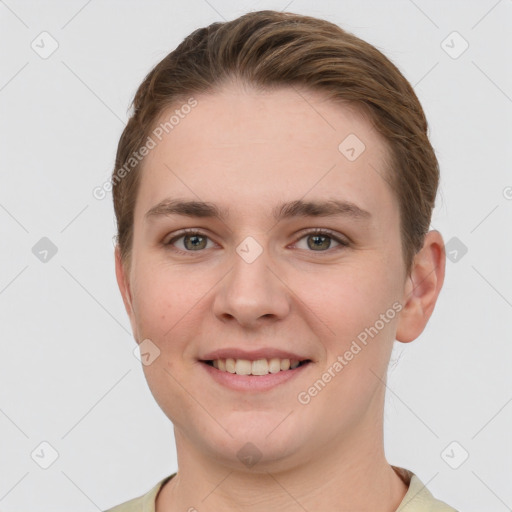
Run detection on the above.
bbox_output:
[112,10,439,276]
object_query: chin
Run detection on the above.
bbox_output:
[196,411,311,473]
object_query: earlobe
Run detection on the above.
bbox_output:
[395,230,446,343]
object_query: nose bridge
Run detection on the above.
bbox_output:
[213,234,290,325]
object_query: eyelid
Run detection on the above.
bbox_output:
[164,228,218,254]
[164,227,211,244]
[164,227,349,255]
[294,227,350,245]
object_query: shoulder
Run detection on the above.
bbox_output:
[103,473,176,512]
[394,466,459,512]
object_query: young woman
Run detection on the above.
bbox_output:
[106,10,456,512]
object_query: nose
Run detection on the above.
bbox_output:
[212,239,291,329]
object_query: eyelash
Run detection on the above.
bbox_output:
[164,228,349,256]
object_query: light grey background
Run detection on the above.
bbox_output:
[1,1,511,511]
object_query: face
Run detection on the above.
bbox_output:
[116,83,435,472]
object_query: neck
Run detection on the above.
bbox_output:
[156,425,408,512]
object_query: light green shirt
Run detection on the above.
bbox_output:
[104,466,458,512]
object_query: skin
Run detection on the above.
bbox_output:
[115,81,445,512]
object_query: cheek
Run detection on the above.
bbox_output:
[303,266,399,409]
[131,264,176,336]
[297,257,401,367]
[301,260,395,325]
[130,261,206,349]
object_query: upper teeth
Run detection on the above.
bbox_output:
[211,358,302,375]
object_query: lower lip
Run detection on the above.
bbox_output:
[200,361,312,392]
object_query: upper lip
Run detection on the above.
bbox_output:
[200,348,311,362]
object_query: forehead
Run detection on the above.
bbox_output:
[152,84,385,156]
[136,83,396,226]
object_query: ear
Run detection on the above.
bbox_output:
[395,230,446,343]
[114,245,138,340]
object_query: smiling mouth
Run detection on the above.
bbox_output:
[201,358,312,376]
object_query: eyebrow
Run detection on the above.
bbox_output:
[144,197,372,223]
